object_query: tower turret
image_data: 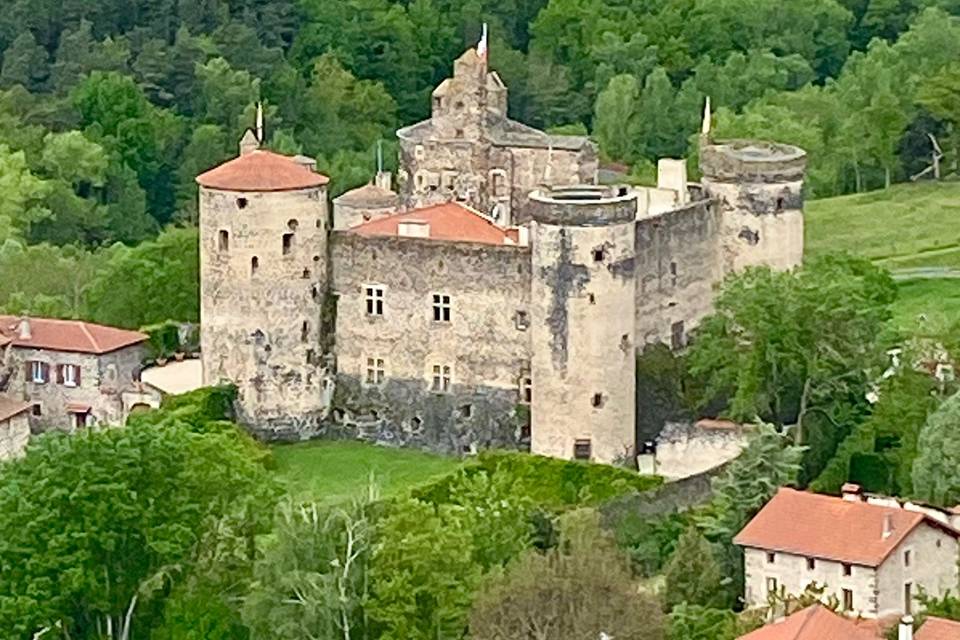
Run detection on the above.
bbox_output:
[197,140,331,438]
[700,139,807,273]
[528,185,637,464]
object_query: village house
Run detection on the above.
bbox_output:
[735,486,960,619]
[0,316,156,433]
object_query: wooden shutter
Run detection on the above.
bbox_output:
[56,365,64,384]
[41,363,50,383]
[75,365,81,386]
[24,361,31,382]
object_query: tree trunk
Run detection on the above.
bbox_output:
[885,167,891,189]
[795,377,813,445]
[853,162,862,193]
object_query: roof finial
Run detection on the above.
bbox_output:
[701,96,712,138]
[477,23,488,64]
[256,101,264,143]
[377,139,384,174]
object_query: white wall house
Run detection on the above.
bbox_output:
[735,486,960,619]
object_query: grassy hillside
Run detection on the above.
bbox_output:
[805,181,960,332]
[271,440,462,504]
[805,181,960,262]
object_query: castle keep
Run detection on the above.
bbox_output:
[197,48,807,463]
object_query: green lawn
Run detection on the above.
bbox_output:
[271,440,463,504]
[890,278,960,333]
[805,181,960,261]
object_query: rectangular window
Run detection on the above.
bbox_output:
[74,412,87,429]
[282,233,294,255]
[842,588,853,611]
[904,582,912,614]
[365,358,385,385]
[29,361,47,384]
[432,294,451,322]
[766,552,776,564]
[515,310,529,331]
[842,563,852,577]
[365,286,384,316]
[670,260,678,287]
[903,550,911,568]
[218,229,229,252]
[61,364,80,388]
[32,403,41,416]
[766,577,778,596]
[431,365,452,392]
[807,558,816,570]
[574,438,592,460]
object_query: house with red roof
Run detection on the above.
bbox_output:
[736,605,881,640]
[0,316,156,434]
[916,616,960,640]
[735,487,960,619]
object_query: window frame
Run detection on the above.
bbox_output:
[365,357,386,386]
[432,293,451,323]
[30,361,46,384]
[365,285,385,317]
[573,438,592,460]
[62,363,79,388]
[430,364,452,393]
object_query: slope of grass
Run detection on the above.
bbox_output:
[891,278,960,334]
[805,181,960,261]
[272,440,462,504]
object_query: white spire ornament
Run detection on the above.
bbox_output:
[256,101,264,143]
[701,96,711,138]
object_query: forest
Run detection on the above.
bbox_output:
[0,0,960,323]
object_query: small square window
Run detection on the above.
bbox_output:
[251,256,259,275]
[591,393,604,408]
[519,377,532,404]
[807,558,815,570]
[460,404,473,418]
[593,248,605,262]
[432,294,451,322]
[32,403,41,416]
[237,197,248,209]
[842,563,852,577]
[218,229,229,252]
[574,438,591,460]
[366,286,384,316]
[282,233,294,255]
[515,310,529,331]
[842,588,853,611]
[766,552,776,564]
[767,577,778,596]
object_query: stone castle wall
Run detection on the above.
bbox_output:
[199,186,330,439]
[634,196,721,347]
[327,231,531,453]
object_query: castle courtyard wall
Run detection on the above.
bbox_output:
[328,232,532,453]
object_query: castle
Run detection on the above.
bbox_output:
[197,48,807,464]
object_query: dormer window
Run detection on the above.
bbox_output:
[433,96,442,110]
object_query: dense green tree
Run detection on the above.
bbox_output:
[470,509,666,640]
[593,73,639,162]
[0,144,49,243]
[912,391,960,505]
[662,528,727,611]
[0,32,49,92]
[85,227,199,327]
[0,420,278,639]
[667,604,738,640]
[368,499,480,640]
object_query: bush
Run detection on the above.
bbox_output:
[412,450,662,511]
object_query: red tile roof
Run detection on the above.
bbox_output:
[196,150,330,192]
[0,316,147,355]
[917,617,960,640]
[735,488,960,567]
[346,202,521,246]
[737,606,880,640]
[0,397,31,423]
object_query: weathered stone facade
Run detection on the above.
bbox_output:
[197,48,807,464]
[0,398,30,460]
[3,343,147,431]
[396,49,598,226]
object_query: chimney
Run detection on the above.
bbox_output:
[842,483,863,502]
[17,317,31,340]
[883,513,895,539]
[375,171,393,192]
[398,220,430,239]
[239,129,260,156]
[899,615,914,640]
[293,155,317,173]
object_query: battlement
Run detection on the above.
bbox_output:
[528,185,637,226]
[700,139,806,183]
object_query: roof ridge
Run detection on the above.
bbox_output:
[78,321,99,352]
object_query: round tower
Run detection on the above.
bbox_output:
[529,185,637,464]
[197,140,330,438]
[699,139,807,273]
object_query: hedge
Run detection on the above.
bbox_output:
[412,450,662,511]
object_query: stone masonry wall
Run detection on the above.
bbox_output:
[199,186,329,439]
[6,344,145,431]
[634,196,721,348]
[328,231,532,453]
[876,524,959,617]
[0,411,29,459]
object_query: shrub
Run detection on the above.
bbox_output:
[141,320,181,360]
